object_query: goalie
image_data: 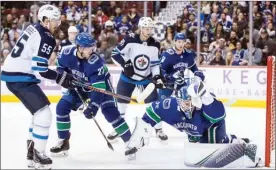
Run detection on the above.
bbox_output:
[125,79,262,168]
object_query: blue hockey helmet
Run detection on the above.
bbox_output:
[177,86,194,119]
[75,32,96,48]
[174,33,186,41]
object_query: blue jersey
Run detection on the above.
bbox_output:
[1,23,57,83]
[144,96,226,140]
[57,46,111,100]
[160,48,198,85]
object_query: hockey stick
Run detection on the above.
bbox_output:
[134,73,178,92]
[71,79,138,103]
[74,88,114,151]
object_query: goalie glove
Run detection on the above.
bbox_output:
[193,70,205,81]
[187,80,214,108]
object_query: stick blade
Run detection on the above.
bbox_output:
[136,83,156,103]
[107,142,114,151]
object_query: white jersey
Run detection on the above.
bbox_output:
[2,23,56,82]
[111,33,160,81]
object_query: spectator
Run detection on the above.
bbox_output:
[187,13,197,32]
[256,29,276,65]
[106,1,117,17]
[240,30,250,49]
[180,23,188,36]
[200,22,214,44]
[1,41,11,64]
[254,12,264,30]
[76,18,88,33]
[1,32,10,50]
[209,13,219,33]
[200,43,213,65]
[184,39,195,53]
[11,7,19,23]
[225,52,235,66]
[127,4,140,26]
[209,37,220,52]
[99,20,118,48]
[77,1,88,13]
[97,40,113,64]
[17,15,31,31]
[236,12,248,31]
[173,17,183,33]
[214,22,226,39]
[227,31,240,51]
[209,49,226,66]
[95,7,109,27]
[3,14,13,29]
[116,15,132,37]
[66,6,81,21]
[219,13,232,33]
[160,32,174,53]
[232,41,245,60]
[201,1,211,19]
[114,6,123,25]
[242,42,263,66]
[266,22,276,39]
[181,7,190,23]
[8,21,22,47]
[64,1,76,14]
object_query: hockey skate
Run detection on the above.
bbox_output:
[27,140,35,168]
[33,149,52,169]
[50,138,70,157]
[125,117,152,160]
[107,130,119,143]
[155,128,168,143]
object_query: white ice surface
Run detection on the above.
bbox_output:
[1,103,269,169]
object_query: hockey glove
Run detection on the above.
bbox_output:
[83,103,99,119]
[123,59,134,77]
[152,75,165,89]
[56,72,75,89]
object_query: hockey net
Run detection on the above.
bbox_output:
[266,56,276,167]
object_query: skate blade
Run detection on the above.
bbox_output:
[159,139,168,145]
[27,160,35,168]
[34,163,52,170]
[126,153,136,161]
[50,150,68,157]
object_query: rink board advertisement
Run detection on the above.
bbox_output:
[1,66,267,108]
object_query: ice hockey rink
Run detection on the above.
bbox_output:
[1,103,271,169]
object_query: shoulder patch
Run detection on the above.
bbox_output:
[88,54,99,64]
[166,48,175,55]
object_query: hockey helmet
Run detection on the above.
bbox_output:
[138,17,154,28]
[38,4,61,23]
[75,32,96,48]
[174,33,186,41]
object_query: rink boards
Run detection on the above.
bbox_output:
[1,65,267,108]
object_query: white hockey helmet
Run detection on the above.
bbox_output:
[105,20,114,28]
[38,4,61,22]
[138,17,154,28]
[68,26,79,33]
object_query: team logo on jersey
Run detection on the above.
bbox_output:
[134,55,150,71]
[88,54,99,64]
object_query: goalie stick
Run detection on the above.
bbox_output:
[74,88,114,151]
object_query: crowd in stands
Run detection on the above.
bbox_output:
[1,1,276,66]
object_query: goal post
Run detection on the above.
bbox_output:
[265,56,275,167]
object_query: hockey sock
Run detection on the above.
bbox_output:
[112,117,131,143]
[142,105,161,127]
[56,114,71,139]
[32,106,52,152]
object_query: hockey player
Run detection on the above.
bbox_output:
[49,32,135,159]
[159,32,205,100]
[125,79,260,167]
[1,4,61,169]
[109,17,168,142]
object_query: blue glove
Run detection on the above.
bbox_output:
[194,71,205,81]
[83,103,99,119]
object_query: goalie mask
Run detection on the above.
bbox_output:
[176,86,195,119]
